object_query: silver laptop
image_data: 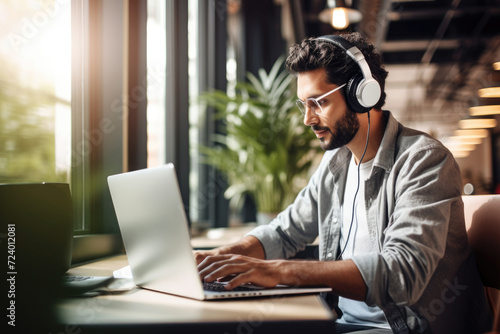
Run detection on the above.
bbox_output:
[107,163,331,300]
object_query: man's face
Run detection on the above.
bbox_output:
[296,68,360,151]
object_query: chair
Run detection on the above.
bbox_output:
[483,297,500,334]
[463,195,500,333]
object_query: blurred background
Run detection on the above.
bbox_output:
[1,0,500,239]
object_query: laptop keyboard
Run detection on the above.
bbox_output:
[203,281,258,292]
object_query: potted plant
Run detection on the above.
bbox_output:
[198,57,321,224]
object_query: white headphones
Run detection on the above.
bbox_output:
[316,35,382,113]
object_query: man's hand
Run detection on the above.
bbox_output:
[197,254,285,290]
[193,235,367,300]
[193,235,266,266]
[197,253,368,301]
[193,249,220,265]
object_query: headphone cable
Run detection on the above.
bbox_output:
[337,110,371,261]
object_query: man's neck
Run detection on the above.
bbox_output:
[348,109,386,164]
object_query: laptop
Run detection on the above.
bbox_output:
[107,163,331,300]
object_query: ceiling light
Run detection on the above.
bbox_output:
[448,136,483,145]
[451,151,470,158]
[494,62,500,71]
[469,105,500,116]
[319,0,362,30]
[459,118,497,129]
[478,87,500,98]
[453,129,489,138]
[445,143,477,151]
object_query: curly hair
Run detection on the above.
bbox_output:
[285,32,388,110]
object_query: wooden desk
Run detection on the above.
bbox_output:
[55,255,336,334]
[190,224,319,249]
[191,225,258,249]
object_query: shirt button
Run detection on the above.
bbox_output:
[327,252,333,258]
[332,218,338,223]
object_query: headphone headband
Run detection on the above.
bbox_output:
[315,35,381,112]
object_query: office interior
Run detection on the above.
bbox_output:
[1,0,500,319]
[1,0,500,332]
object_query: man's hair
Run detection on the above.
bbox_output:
[285,32,388,110]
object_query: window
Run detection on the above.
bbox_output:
[1,0,246,263]
[146,0,167,168]
[0,0,71,185]
[188,0,201,225]
[70,0,165,261]
[188,0,230,229]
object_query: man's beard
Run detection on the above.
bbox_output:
[312,109,360,151]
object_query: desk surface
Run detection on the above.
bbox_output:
[190,224,319,249]
[56,255,336,334]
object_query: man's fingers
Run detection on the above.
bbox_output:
[215,274,237,282]
[197,254,233,272]
[200,260,247,282]
[224,269,280,290]
[197,254,281,289]
[193,250,217,265]
[198,255,235,280]
[193,252,207,265]
[225,272,253,290]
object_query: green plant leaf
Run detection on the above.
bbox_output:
[196,57,322,214]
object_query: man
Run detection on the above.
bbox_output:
[196,32,491,333]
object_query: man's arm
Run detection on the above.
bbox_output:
[193,235,265,264]
[197,254,367,301]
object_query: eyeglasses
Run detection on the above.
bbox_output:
[296,83,346,116]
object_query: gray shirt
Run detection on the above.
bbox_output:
[247,110,491,333]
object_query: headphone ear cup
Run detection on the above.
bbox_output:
[345,73,371,114]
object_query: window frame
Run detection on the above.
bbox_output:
[192,0,229,228]
[70,0,161,264]
[165,0,190,219]
[69,0,232,264]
